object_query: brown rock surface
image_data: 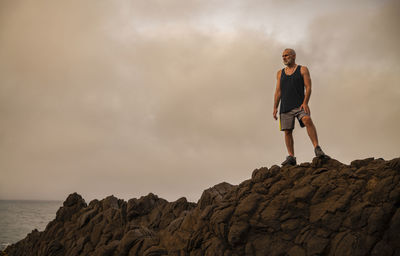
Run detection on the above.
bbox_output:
[2,157,400,256]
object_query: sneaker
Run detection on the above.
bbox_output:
[281,155,297,166]
[314,146,326,157]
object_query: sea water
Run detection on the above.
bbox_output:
[0,200,62,251]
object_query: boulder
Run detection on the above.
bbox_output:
[3,157,400,256]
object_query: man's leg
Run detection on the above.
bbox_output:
[301,116,319,148]
[284,129,295,156]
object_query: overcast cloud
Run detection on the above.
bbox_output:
[0,0,399,202]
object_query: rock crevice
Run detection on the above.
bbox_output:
[3,157,400,256]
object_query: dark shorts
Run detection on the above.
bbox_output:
[279,107,309,131]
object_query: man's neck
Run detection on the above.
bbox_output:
[286,63,297,68]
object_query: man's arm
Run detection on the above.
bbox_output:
[300,66,312,114]
[273,70,282,120]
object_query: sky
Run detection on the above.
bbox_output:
[0,0,399,202]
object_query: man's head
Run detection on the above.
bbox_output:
[282,48,296,66]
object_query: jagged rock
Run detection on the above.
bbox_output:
[198,182,236,209]
[3,157,400,256]
[55,192,87,222]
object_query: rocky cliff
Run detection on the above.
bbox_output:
[2,157,400,256]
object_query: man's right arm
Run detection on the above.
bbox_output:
[273,70,281,120]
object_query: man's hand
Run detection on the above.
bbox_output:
[273,108,278,120]
[300,103,310,115]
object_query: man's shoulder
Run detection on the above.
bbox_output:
[299,65,309,70]
[276,69,282,79]
[300,65,310,75]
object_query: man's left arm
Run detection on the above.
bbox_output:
[300,66,312,114]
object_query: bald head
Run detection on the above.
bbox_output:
[284,48,296,56]
[282,48,296,66]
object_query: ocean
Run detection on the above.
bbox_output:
[0,200,62,251]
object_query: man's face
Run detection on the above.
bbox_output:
[282,51,295,66]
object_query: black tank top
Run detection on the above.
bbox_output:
[280,65,305,113]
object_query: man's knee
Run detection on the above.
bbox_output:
[301,116,313,126]
[284,129,293,135]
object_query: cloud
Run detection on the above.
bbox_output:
[297,0,400,161]
[0,0,398,201]
[0,0,284,201]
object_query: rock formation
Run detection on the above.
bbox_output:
[2,157,400,256]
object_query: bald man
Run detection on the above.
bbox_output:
[273,48,327,166]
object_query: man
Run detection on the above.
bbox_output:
[273,48,327,166]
